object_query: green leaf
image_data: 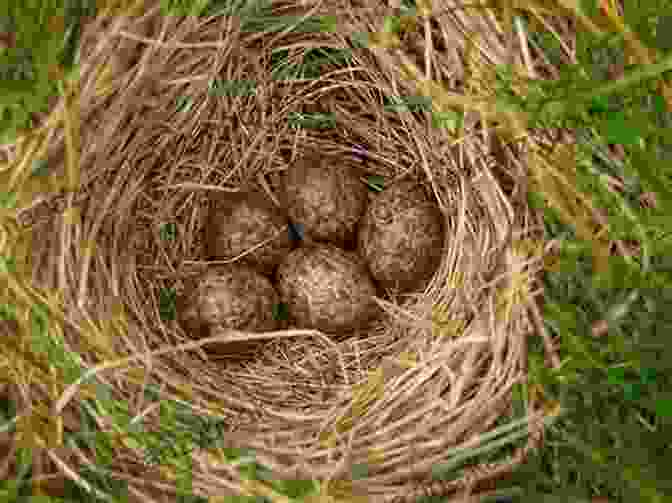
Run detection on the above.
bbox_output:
[0,481,21,502]
[650,94,667,116]
[304,47,353,68]
[209,79,257,97]
[588,95,609,115]
[350,31,370,48]
[175,96,193,113]
[607,367,627,385]
[93,378,114,404]
[602,112,642,146]
[0,191,18,210]
[404,95,433,111]
[431,110,463,131]
[13,447,33,485]
[159,287,177,321]
[639,367,657,385]
[366,175,385,192]
[383,15,402,34]
[203,0,271,17]
[287,111,335,129]
[222,446,256,461]
[240,14,331,34]
[382,94,433,113]
[272,302,289,321]
[296,59,322,79]
[0,254,17,274]
[622,382,642,401]
[0,394,17,429]
[159,222,177,242]
[272,478,318,499]
[318,15,337,33]
[656,397,672,418]
[654,16,672,51]
[25,496,58,503]
[351,462,370,480]
[31,158,50,177]
[143,384,163,403]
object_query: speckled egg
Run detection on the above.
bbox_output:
[276,244,380,334]
[206,190,294,275]
[178,264,281,343]
[358,180,444,293]
[283,153,368,249]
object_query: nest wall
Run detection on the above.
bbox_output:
[9,0,551,501]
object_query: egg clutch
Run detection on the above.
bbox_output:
[177,152,445,357]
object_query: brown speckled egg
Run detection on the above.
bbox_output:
[283,153,367,249]
[178,264,280,339]
[358,180,444,293]
[277,244,379,334]
[206,190,293,275]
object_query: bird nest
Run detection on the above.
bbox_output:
[1,0,559,501]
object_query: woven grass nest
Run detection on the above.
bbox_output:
[4,0,556,501]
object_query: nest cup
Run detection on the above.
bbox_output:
[7,1,555,501]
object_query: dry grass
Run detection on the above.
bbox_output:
[0,0,569,501]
